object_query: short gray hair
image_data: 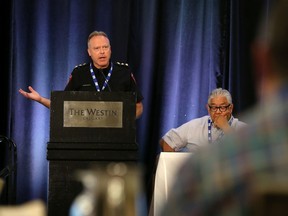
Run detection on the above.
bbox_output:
[207,88,232,104]
[87,31,109,47]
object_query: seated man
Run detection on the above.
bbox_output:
[160,1,288,214]
[160,88,246,152]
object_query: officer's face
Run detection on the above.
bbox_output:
[87,35,112,69]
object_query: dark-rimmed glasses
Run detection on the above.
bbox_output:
[208,104,231,112]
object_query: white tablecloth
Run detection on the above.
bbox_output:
[150,152,192,216]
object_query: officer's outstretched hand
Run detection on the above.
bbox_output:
[19,86,42,102]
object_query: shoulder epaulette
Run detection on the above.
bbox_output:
[74,63,88,68]
[116,62,129,67]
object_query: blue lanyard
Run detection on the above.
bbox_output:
[89,62,113,92]
[208,116,233,144]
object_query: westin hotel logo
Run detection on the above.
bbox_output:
[63,101,123,128]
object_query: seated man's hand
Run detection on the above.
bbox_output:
[213,115,231,132]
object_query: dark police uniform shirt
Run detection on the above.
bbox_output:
[64,62,144,103]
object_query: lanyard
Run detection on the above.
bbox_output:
[89,62,113,92]
[208,116,233,144]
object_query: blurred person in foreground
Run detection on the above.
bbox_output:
[160,88,246,153]
[160,0,288,215]
[19,31,144,119]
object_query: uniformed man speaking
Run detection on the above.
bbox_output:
[19,31,144,118]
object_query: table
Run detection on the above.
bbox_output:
[149,152,192,216]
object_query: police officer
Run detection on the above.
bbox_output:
[19,31,144,118]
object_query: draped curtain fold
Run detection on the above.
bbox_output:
[0,0,269,208]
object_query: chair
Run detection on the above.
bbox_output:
[0,135,17,204]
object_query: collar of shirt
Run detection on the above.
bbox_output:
[93,62,111,75]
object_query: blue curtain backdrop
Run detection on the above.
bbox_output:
[0,0,271,209]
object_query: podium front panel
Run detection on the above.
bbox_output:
[49,91,136,143]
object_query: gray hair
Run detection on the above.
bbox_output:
[87,31,109,47]
[207,88,232,104]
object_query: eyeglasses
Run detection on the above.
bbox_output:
[208,104,231,112]
[94,45,110,53]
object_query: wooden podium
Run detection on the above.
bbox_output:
[46,91,138,216]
